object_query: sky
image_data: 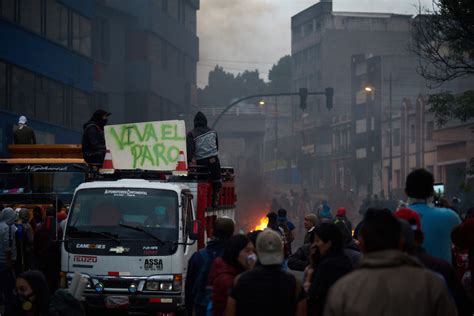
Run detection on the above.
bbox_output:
[197,0,434,87]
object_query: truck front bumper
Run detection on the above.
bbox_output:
[84,292,184,314]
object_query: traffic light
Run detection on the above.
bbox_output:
[325,87,334,111]
[299,88,308,110]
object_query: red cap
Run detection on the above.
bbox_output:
[57,211,67,222]
[336,207,346,217]
[394,208,422,231]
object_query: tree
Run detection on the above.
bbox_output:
[411,0,474,125]
[267,55,292,93]
[197,66,266,108]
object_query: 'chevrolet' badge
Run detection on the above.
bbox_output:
[109,246,130,254]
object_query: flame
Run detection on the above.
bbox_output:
[253,216,268,231]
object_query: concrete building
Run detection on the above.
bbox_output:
[291,0,413,195]
[0,0,94,150]
[93,0,200,124]
[352,53,474,202]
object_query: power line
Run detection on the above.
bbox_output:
[200,58,276,65]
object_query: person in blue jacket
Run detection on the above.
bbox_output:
[405,169,461,263]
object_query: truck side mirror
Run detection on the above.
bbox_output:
[188,220,202,241]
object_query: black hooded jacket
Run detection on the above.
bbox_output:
[82,110,109,159]
[186,112,219,163]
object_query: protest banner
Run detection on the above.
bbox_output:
[104,120,187,171]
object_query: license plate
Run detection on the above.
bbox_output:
[105,296,129,309]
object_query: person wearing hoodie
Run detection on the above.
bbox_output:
[208,235,256,316]
[15,208,34,274]
[0,208,18,311]
[14,116,36,144]
[185,217,235,316]
[324,208,457,316]
[333,207,352,235]
[186,112,221,207]
[81,109,111,166]
[317,200,332,222]
[305,223,353,316]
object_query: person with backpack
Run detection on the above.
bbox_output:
[15,209,34,274]
[225,230,307,316]
[81,109,111,167]
[208,235,256,316]
[185,217,235,316]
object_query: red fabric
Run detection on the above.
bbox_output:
[394,208,422,231]
[336,207,346,217]
[57,211,67,222]
[451,218,474,298]
[208,257,242,316]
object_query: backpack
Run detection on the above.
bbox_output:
[192,248,221,309]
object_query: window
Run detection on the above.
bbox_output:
[92,17,110,61]
[35,76,49,121]
[1,0,16,21]
[427,165,434,174]
[72,89,90,129]
[167,0,178,18]
[161,0,168,13]
[11,66,35,117]
[46,0,68,46]
[161,39,168,70]
[19,0,41,33]
[385,130,390,147]
[72,13,91,56]
[393,128,400,146]
[427,121,434,140]
[184,3,196,32]
[0,62,6,109]
[394,170,401,188]
[410,124,415,144]
[47,80,64,125]
[91,91,108,111]
[149,35,162,65]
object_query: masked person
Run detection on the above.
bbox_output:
[186,112,221,207]
[13,116,36,145]
[10,270,50,316]
[81,109,111,167]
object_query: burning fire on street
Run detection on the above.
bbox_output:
[253,216,268,231]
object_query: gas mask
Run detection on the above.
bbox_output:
[18,292,35,311]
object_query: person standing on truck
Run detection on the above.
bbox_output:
[81,109,111,167]
[13,116,36,144]
[186,112,221,208]
[185,217,235,316]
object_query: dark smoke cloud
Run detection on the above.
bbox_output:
[197,0,432,87]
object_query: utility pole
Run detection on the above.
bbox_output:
[388,73,393,200]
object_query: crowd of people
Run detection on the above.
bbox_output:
[186,168,474,316]
[0,206,78,315]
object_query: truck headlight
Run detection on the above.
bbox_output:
[145,281,160,291]
[159,282,173,291]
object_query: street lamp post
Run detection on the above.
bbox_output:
[388,74,393,200]
[364,73,393,200]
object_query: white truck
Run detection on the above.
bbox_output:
[60,168,236,315]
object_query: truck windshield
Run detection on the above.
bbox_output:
[67,188,179,241]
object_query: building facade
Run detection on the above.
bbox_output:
[93,0,200,124]
[0,0,94,150]
[290,0,412,197]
